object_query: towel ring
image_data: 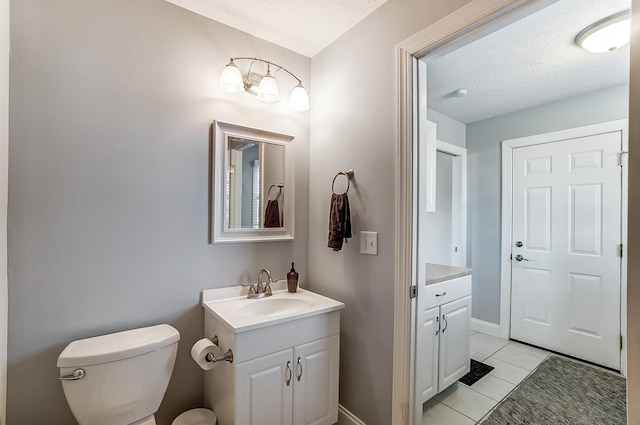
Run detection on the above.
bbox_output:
[332,169,355,195]
[268,184,283,200]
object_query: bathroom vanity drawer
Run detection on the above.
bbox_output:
[424,275,472,309]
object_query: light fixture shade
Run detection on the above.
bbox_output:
[575,11,631,53]
[219,59,244,93]
[256,70,280,103]
[288,83,310,111]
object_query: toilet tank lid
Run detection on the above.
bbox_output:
[57,324,180,368]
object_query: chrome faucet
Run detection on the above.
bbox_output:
[247,268,273,299]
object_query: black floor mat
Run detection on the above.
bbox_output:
[458,359,494,386]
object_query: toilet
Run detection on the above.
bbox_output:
[57,324,215,425]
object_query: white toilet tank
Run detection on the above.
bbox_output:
[57,324,180,425]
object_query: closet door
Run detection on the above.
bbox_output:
[417,306,440,403]
[438,296,471,391]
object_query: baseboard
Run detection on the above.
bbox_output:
[337,404,366,425]
[471,318,502,338]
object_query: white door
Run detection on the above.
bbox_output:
[510,131,622,370]
[235,349,294,425]
[292,335,340,425]
[438,296,471,391]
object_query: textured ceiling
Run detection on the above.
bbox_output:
[165,0,388,57]
[426,0,630,124]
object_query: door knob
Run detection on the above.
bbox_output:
[515,254,529,262]
[515,241,523,247]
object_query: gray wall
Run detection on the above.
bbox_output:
[421,109,466,267]
[0,0,8,421]
[428,108,467,148]
[308,0,472,423]
[424,152,454,265]
[9,1,310,423]
[423,110,466,266]
[421,152,453,264]
[467,83,629,324]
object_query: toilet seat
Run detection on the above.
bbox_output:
[172,408,217,425]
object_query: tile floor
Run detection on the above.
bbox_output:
[422,331,551,425]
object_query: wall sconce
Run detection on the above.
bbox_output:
[219,57,310,112]
[575,10,631,53]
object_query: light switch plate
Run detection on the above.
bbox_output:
[360,231,378,255]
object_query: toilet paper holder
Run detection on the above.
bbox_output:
[205,336,234,364]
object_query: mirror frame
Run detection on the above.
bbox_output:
[210,120,295,244]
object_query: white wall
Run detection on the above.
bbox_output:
[308,0,472,423]
[466,83,629,324]
[0,0,8,422]
[8,0,309,423]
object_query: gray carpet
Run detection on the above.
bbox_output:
[482,355,626,425]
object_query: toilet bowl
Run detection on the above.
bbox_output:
[57,324,180,425]
[172,408,217,425]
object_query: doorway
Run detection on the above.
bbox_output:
[421,127,468,269]
[391,0,634,424]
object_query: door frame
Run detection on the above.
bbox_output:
[499,119,629,374]
[392,1,547,423]
[392,0,640,422]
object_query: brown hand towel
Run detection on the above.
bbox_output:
[264,199,281,228]
[328,193,352,251]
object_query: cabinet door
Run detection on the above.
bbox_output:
[438,295,471,391]
[235,348,294,425]
[292,335,340,425]
[417,306,440,404]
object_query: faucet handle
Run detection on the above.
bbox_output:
[265,281,272,296]
[248,284,256,295]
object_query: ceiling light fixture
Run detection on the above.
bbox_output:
[574,10,631,53]
[219,57,310,111]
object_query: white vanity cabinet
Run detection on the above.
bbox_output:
[418,269,472,403]
[201,285,344,425]
[235,335,339,425]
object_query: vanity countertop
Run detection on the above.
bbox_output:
[426,263,472,285]
[201,281,344,333]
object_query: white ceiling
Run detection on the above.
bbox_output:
[165,0,388,58]
[167,0,630,122]
[426,0,630,124]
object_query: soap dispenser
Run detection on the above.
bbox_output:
[287,262,299,293]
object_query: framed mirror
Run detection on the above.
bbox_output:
[210,121,295,243]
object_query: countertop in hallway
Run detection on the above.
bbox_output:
[426,263,472,285]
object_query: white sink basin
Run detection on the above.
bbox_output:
[201,282,345,332]
[233,297,312,318]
